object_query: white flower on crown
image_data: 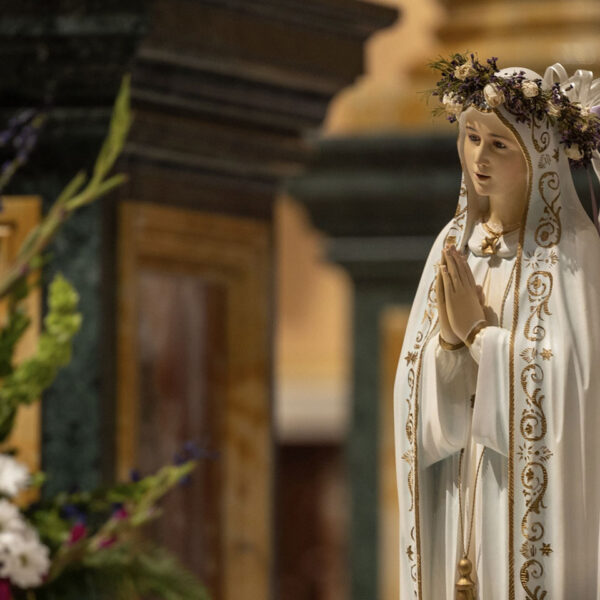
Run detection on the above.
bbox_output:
[521,80,540,98]
[565,144,584,160]
[580,110,591,131]
[577,103,591,118]
[0,527,50,588]
[454,62,477,81]
[483,83,505,107]
[0,455,30,498]
[547,101,562,117]
[442,92,453,105]
[442,92,463,116]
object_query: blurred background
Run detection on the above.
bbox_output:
[1,1,599,599]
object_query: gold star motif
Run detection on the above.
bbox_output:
[406,545,414,561]
[404,351,418,365]
[553,148,560,161]
[541,348,553,360]
[541,543,553,556]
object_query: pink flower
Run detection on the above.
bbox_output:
[98,535,117,549]
[68,522,87,545]
[0,578,11,600]
[112,507,129,521]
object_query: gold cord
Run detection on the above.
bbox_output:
[458,447,486,560]
[499,259,517,327]
[482,220,521,235]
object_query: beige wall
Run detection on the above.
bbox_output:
[275,0,440,443]
[325,0,442,134]
[366,0,441,83]
[274,196,352,443]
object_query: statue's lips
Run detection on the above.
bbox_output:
[475,173,491,181]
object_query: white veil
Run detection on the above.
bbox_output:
[394,65,600,597]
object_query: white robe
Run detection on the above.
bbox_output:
[420,221,517,599]
[395,81,600,598]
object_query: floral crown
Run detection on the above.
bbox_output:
[429,53,600,168]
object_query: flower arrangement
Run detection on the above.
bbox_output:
[428,52,600,168]
[0,77,210,599]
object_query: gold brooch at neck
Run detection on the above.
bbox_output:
[480,221,519,255]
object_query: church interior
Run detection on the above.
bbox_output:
[0,1,598,600]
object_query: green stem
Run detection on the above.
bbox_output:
[0,75,131,301]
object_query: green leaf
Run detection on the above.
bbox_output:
[26,545,210,600]
[0,274,81,439]
[0,308,31,377]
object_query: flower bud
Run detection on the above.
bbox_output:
[547,101,561,117]
[521,80,539,98]
[483,83,505,107]
[454,63,476,81]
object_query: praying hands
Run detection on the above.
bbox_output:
[436,245,488,345]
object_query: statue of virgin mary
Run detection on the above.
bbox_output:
[394,56,600,599]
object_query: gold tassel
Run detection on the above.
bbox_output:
[455,557,476,600]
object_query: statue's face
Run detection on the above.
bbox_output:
[462,108,528,200]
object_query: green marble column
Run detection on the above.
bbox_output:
[0,4,148,495]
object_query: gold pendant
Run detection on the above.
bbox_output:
[455,557,476,600]
[480,234,500,255]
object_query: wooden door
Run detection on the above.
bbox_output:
[117,202,272,600]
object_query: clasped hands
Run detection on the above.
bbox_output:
[436,245,488,346]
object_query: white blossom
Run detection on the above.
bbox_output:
[0,499,27,535]
[483,83,505,107]
[0,455,29,497]
[454,62,476,81]
[446,101,464,117]
[442,92,454,105]
[0,528,50,588]
[521,80,539,98]
[565,144,584,161]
